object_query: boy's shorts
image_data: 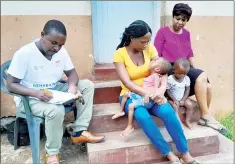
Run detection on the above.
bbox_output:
[129,92,155,109]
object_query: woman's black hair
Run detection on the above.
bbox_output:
[116,20,152,50]
[173,3,192,21]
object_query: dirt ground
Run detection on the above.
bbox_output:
[1,132,88,164]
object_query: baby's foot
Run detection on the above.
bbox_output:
[185,121,193,129]
[112,111,125,120]
[120,126,134,137]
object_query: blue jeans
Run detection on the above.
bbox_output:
[129,92,155,109]
[120,96,189,156]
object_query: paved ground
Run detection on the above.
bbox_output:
[1,132,88,164]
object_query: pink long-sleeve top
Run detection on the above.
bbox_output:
[154,26,194,63]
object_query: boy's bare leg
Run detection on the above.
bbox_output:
[112,92,129,119]
[169,100,184,128]
[121,103,135,136]
[184,99,195,129]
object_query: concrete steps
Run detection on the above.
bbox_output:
[87,126,220,164]
[91,63,118,81]
[89,103,164,133]
[93,80,121,104]
[86,64,232,164]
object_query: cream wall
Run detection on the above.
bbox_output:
[1,1,91,15]
[1,1,93,116]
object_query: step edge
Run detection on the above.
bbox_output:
[87,127,219,153]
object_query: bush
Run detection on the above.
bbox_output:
[215,112,234,141]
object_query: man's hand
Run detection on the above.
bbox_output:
[74,90,82,99]
[34,90,53,102]
[179,100,185,106]
[68,85,78,95]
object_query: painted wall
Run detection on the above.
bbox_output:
[161,1,234,114]
[1,1,233,116]
[1,1,94,116]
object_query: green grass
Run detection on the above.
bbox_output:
[215,112,234,141]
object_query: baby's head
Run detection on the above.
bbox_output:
[149,57,172,75]
[173,58,190,80]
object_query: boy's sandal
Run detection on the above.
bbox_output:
[198,117,228,136]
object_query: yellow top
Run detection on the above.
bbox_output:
[113,44,158,96]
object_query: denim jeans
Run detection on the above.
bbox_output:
[120,96,189,156]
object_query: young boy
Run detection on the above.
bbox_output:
[112,57,172,136]
[166,58,195,129]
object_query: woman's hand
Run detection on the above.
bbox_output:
[154,96,167,105]
[149,90,163,101]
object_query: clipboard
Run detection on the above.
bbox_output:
[31,89,85,105]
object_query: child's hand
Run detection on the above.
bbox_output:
[179,100,185,106]
[143,95,149,104]
[174,100,180,107]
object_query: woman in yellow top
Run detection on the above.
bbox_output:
[114,20,199,164]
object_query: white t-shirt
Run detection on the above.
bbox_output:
[7,40,74,106]
[166,75,190,101]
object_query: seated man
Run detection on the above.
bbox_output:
[6,19,105,164]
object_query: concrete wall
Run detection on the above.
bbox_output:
[1,1,94,116]
[161,1,234,114]
[1,1,233,116]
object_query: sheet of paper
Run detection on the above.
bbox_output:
[29,90,76,104]
[48,90,76,104]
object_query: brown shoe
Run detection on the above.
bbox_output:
[71,131,105,144]
[45,154,60,164]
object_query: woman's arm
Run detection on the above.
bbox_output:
[188,57,197,69]
[157,74,168,96]
[154,29,165,56]
[187,32,198,69]
[114,62,148,96]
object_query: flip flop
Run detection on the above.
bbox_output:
[187,159,200,164]
[170,159,183,164]
[198,117,228,136]
[180,158,200,164]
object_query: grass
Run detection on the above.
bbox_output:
[215,112,234,141]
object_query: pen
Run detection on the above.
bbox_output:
[42,88,52,96]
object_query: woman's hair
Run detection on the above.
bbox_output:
[172,3,192,21]
[116,20,152,50]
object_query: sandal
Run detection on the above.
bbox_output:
[198,117,228,136]
[180,158,200,164]
[187,159,200,164]
[171,159,183,164]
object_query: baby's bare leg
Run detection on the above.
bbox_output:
[112,92,129,119]
[184,99,195,129]
[169,100,184,127]
[121,103,135,136]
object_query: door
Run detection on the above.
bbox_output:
[91,1,160,64]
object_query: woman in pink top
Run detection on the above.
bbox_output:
[154,3,227,134]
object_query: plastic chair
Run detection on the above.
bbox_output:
[1,60,77,164]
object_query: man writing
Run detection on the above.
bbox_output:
[6,20,105,164]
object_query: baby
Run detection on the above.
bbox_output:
[166,58,194,129]
[112,57,172,136]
